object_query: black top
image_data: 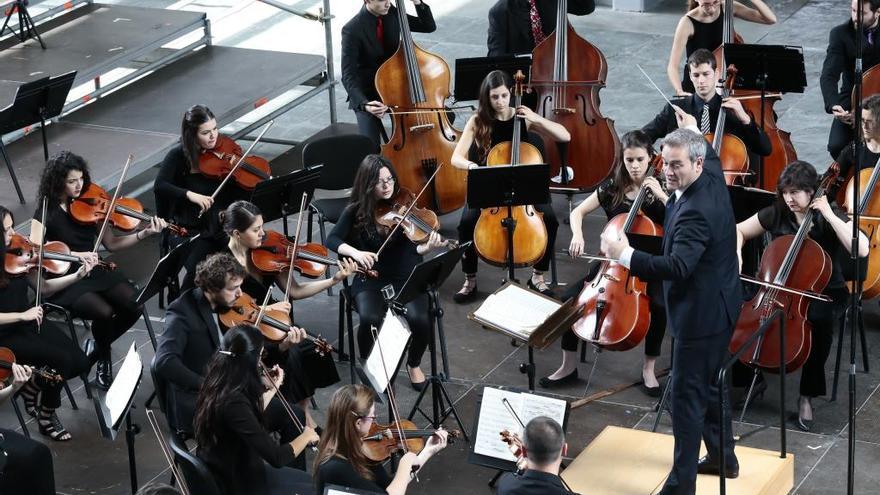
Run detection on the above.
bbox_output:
[595,178,666,224]
[821,20,880,113]
[837,141,880,180]
[326,205,422,296]
[486,0,595,56]
[196,391,297,495]
[496,469,569,495]
[681,12,723,93]
[467,115,531,165]
[756,203,852,290]
[0,276,34,334]
[314,456,392,494]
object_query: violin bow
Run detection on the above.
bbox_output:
[34,198,48,333]
[254,280,275,329]
[201,120,275,217]
[283,193,310,302]
[375,164,442,258]
[259,364,317,451]
[93,154,134,254]
[146,409,192,495]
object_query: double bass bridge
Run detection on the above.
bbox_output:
[409,123,436,133]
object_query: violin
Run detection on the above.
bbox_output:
[70,183,187,236]
[251,230,377,279]
[728,165,839,373]
[218,292,334,356]
[199,135,271,191]
[4,233,116,275]
[375,188,458,248]
[362,419,459,463]
[0,347,63,384]
[499,430,527,472]
[843,159,880,299]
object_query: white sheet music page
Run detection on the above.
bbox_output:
[473,387,524,461]
[363,310,411,394]
[106,343,142,426]
[472,283,561,339]
[518,393,567,430]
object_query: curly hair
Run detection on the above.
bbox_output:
[37,151,91,205]
[194,252,246,293]
[473,70,514,164]
[349,154,400,231]
[314,384,377,482]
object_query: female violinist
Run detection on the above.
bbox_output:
[194,323,318,495]
[35,151,164,390]
[221,200,356,426]
[667,0,776,96]
[1,205,93,441]
[450,70,569,301]
[314,384,448,495]
[736,161,868,430]
[326,155,445,390]
[541,131,669,396]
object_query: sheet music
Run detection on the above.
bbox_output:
[105,343,142,427]
[519,393,567,430]
[363,310,411,394]
[472,284,561,339]
[473,387,524,461]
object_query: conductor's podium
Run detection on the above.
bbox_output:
[561,426,794,495]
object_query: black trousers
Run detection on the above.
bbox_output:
[0,427,56,495]
[354,290,431,368]
[354,110,388,150]
[800,288,848,398]
[0,323,89,408]
[828,118,853,161]
[457,204,559,274]
[264,397,308,471]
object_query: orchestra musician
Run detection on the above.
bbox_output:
[326,155,445,390]
[820,0,880,160]
[735,161,868,431]
[341,0,437,148]
[194,323,317,495]
[667,0,776,96]
[541,131,668,396]
[450,69,569,302]
[486,0,595,57]
[1,205,92,441]
[35,151,164,390]
[601,127,742,493]
[495,416,570,495]
[835,94,880,193]
[313,384,449,495]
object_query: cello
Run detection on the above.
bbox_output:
[375,1,466,214]
[530,0,618,191]
[842,156,880,298]
[728,166,839,373]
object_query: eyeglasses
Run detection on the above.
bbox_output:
[376,177,395,187]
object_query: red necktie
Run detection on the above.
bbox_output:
[529,0,546,45]
[376,16,384,47]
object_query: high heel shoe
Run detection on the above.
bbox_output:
[539,369,578,389]
[527,278,554,297]
[453,279,478,304]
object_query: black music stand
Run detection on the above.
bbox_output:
[454,55,532,102]
[467,164,550,283]
[249,165,322,235]
[723,44,806,189]
[0,0,46,48]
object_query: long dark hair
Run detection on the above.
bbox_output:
[181,104,216,170]
[609,130,657,208]
[349,154,400,231]
[193,324,266,450]
[0,205,12,289]
[37,151,92,206]
[474,70,514,163]
[314,384,377,481]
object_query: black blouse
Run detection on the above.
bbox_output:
[38,202,99,253]
[0,276,35,333]
[467,115,531,165]
[681,11,723,92]
[595,178,666,224]
[314,456,392,494]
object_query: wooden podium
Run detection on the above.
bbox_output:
[561,426,794,495]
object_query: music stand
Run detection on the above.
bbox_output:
[467,164,550,282]
[136,234,195,353]
[454,55,532,102]
[0,0,46,48]
[723,44,806,189]
[249,165,322,234]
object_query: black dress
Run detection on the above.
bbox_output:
[314,456,392,494]
[681,11,723,93]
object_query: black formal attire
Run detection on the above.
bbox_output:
[196,391,313,495]
[832,141,880,202]
[820,20,880,160]
[314,456,392,494]
[154,144,246,292]
[754,203,851,398]
[679,12,723,94]
[626,143,742,494]
[326,206,431,367]
[0,427,56,495]
[486,0,595,56]
[0,277,89,409]
[458,116,559,275]
[558,178,667,357]
[35,202,140,361]
[496,469,569,495]
[341,3,436,148]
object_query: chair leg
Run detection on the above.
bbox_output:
[549,249,558,286]
[12,398,30,438]
[0,141,25,204]
[307,207,315,243]
[64,381,78,410]
[337,292,346,361]
[62,311,93,400]
[346,291,357,384]
[142,307,158,352]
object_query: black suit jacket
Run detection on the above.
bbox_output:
[487,0,595,56]
[341,3,436,110]
[642,95,772,157]
[155,287,222,431]
[629,143,742,340]
[496,470,569,495]
[820,20,880,113]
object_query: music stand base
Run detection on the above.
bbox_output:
[0,1,46,48]
[125,412,140,494]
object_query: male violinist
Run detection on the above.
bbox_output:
[341,0,437,148]
[486,0,595,57]
[820,0,880,160]
[496,417,571,495]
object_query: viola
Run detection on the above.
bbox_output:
[843,160,880,299]
[375,188,458,248]
[218,292,334,356]
[70,183,187,236]
[362,419,459,463]
[4,233,116,275]
[0,347,62,384]
[199,135,271,191]
[251,230,378,279]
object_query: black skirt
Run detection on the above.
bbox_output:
[47,268,132,306]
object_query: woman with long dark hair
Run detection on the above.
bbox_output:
[450,69,569,302]
[325,155,445,390]
[194,323,317,495]
[35,151,164,390]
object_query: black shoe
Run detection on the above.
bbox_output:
[527,278,554,296]
[641,382,662,398]
[453,281,478,304]
[95,358,113,390]
[697,455,739,478]
[410,380,428,392]
[789,412,813,432]
[539,369,578,389]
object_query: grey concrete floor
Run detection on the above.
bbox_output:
[1,0,879,494]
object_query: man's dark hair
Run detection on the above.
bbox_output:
[523,416,565,465]
[194,253,246,293]
[687,48,717,71]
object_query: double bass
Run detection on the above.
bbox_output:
[530,0,618,190]
[375,1,466,214]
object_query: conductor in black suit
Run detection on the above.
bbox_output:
[819,0,880,160]
[602,125,742,495]
[341,0,436,148]
[487,0,595,56]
